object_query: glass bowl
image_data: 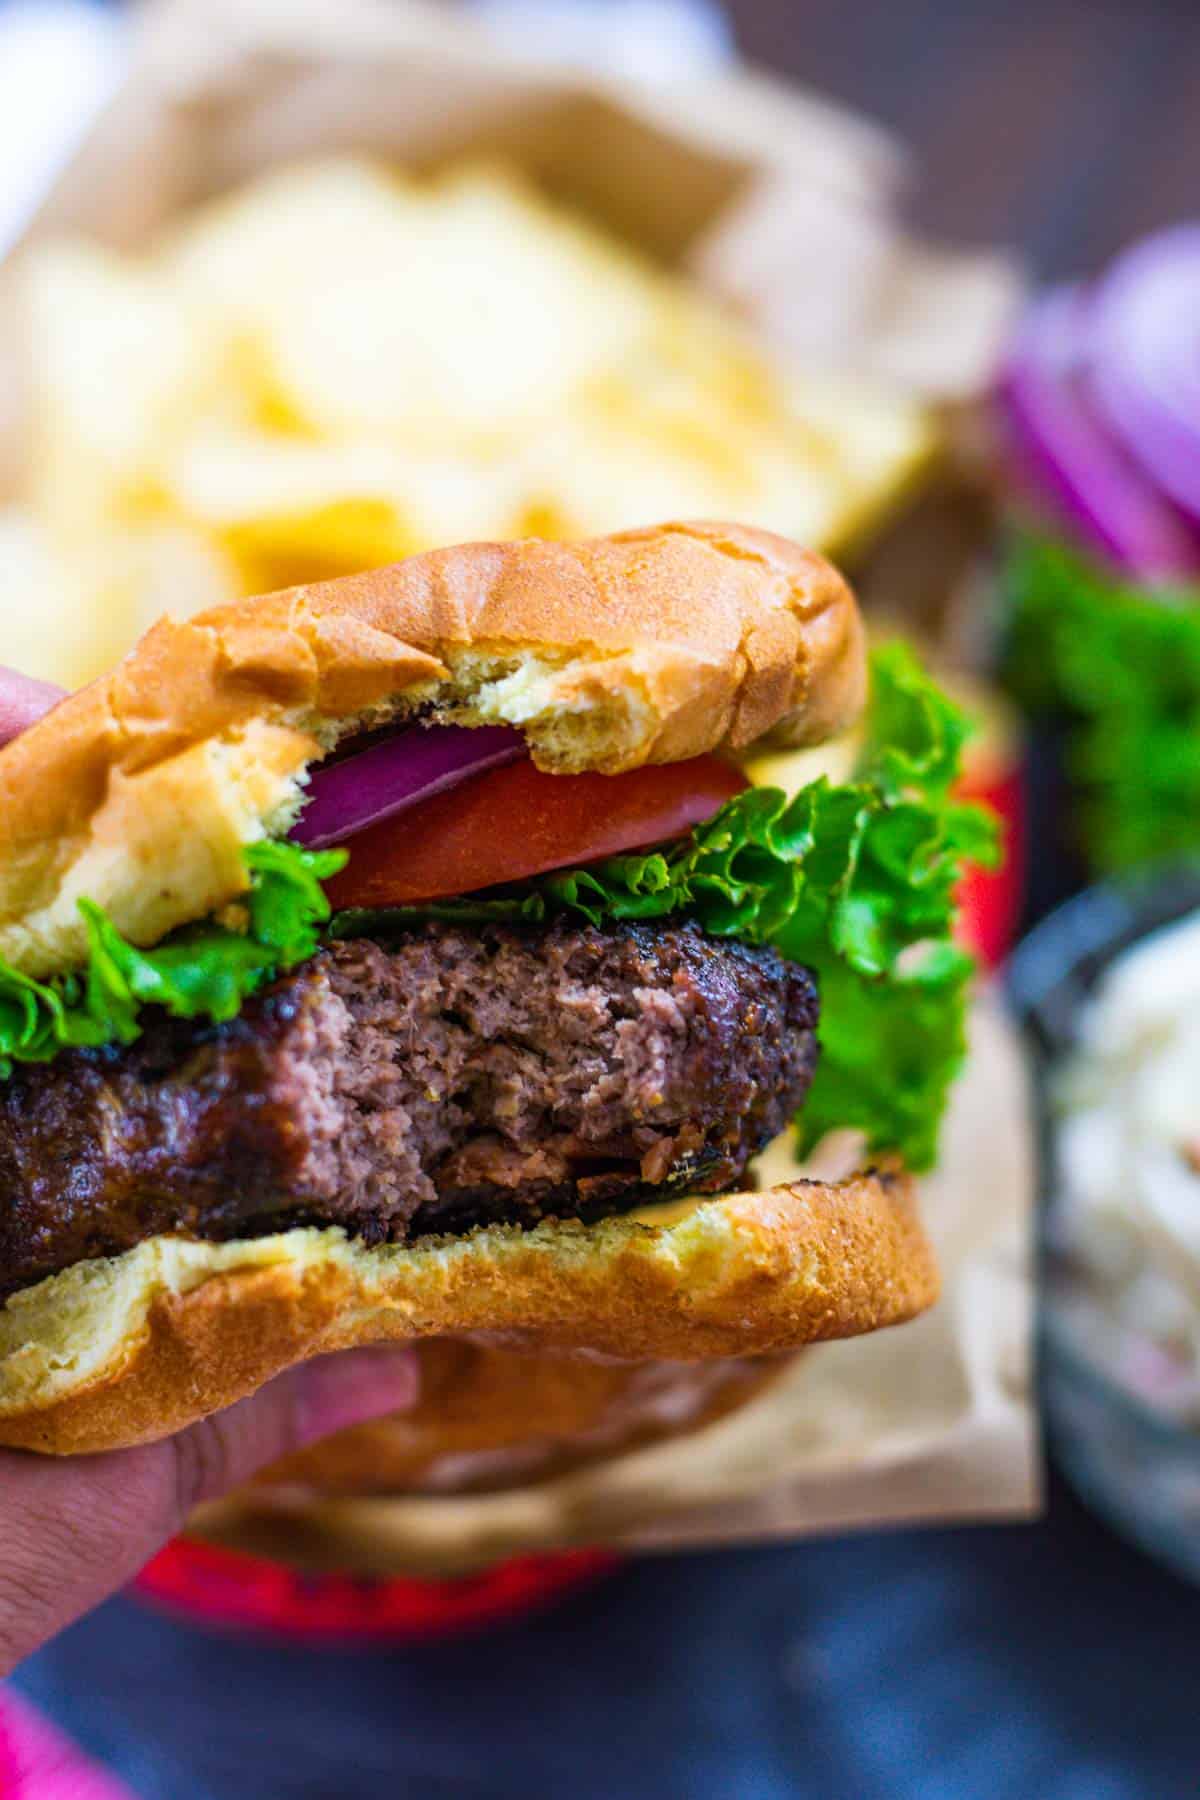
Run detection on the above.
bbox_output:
[1009,865,1200,1584]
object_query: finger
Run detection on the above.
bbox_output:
[0,671,65,745]
[0,1347,418,1675]
[169,1347,420,1515]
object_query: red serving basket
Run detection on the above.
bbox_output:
[134,1537,621,1644]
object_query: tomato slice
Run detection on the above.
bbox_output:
[325,754,748,911]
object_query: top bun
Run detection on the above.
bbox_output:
[0,522,864,978]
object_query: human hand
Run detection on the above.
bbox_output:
[0,667,418,1675]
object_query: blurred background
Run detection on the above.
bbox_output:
[737,0,1198,274]
[3,1,1200,1796]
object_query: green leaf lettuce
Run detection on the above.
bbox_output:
[0,842,346,1077]
[1005,533,1200,871]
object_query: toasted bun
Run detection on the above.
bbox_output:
[0,1165,935,1456]
[252,1340,788,1497]
[0,521,864,978]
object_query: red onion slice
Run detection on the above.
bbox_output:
[292,723,526,850]
[1086,223,1200,525]
[997,285,1200,580]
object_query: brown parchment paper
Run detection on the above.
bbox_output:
[3,0,1036,1560]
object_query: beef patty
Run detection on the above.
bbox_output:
[0,920,819,1297]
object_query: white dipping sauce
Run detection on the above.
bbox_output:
[1051,910,1200,1424]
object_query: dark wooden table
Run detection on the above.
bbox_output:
[730,0,1199,277]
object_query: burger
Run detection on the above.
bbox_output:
[0,522,992,1460]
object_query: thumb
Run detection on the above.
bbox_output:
[0,669,65,744]
[168,1347,420,1515]
[0,1347,418,1676]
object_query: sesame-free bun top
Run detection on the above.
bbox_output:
[0,521,864,979]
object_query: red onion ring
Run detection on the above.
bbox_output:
[1086,223,1200,525]
[292,723,526,850]
[998,285,1200,580]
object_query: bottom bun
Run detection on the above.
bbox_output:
[0,1162,935,1457]
[253,1339,789,1497]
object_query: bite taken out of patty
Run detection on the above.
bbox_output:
[0,920,819,1298]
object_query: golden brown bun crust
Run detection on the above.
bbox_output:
[254,1340,787,1497]
[0,521,864,977]
[0,1166,935,1457]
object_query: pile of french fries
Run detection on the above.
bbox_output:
[0,157,934,688]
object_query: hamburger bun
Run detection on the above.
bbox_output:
[250,1338,789,1497]
[0,1163,934,1455]
[0,520,864,980]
